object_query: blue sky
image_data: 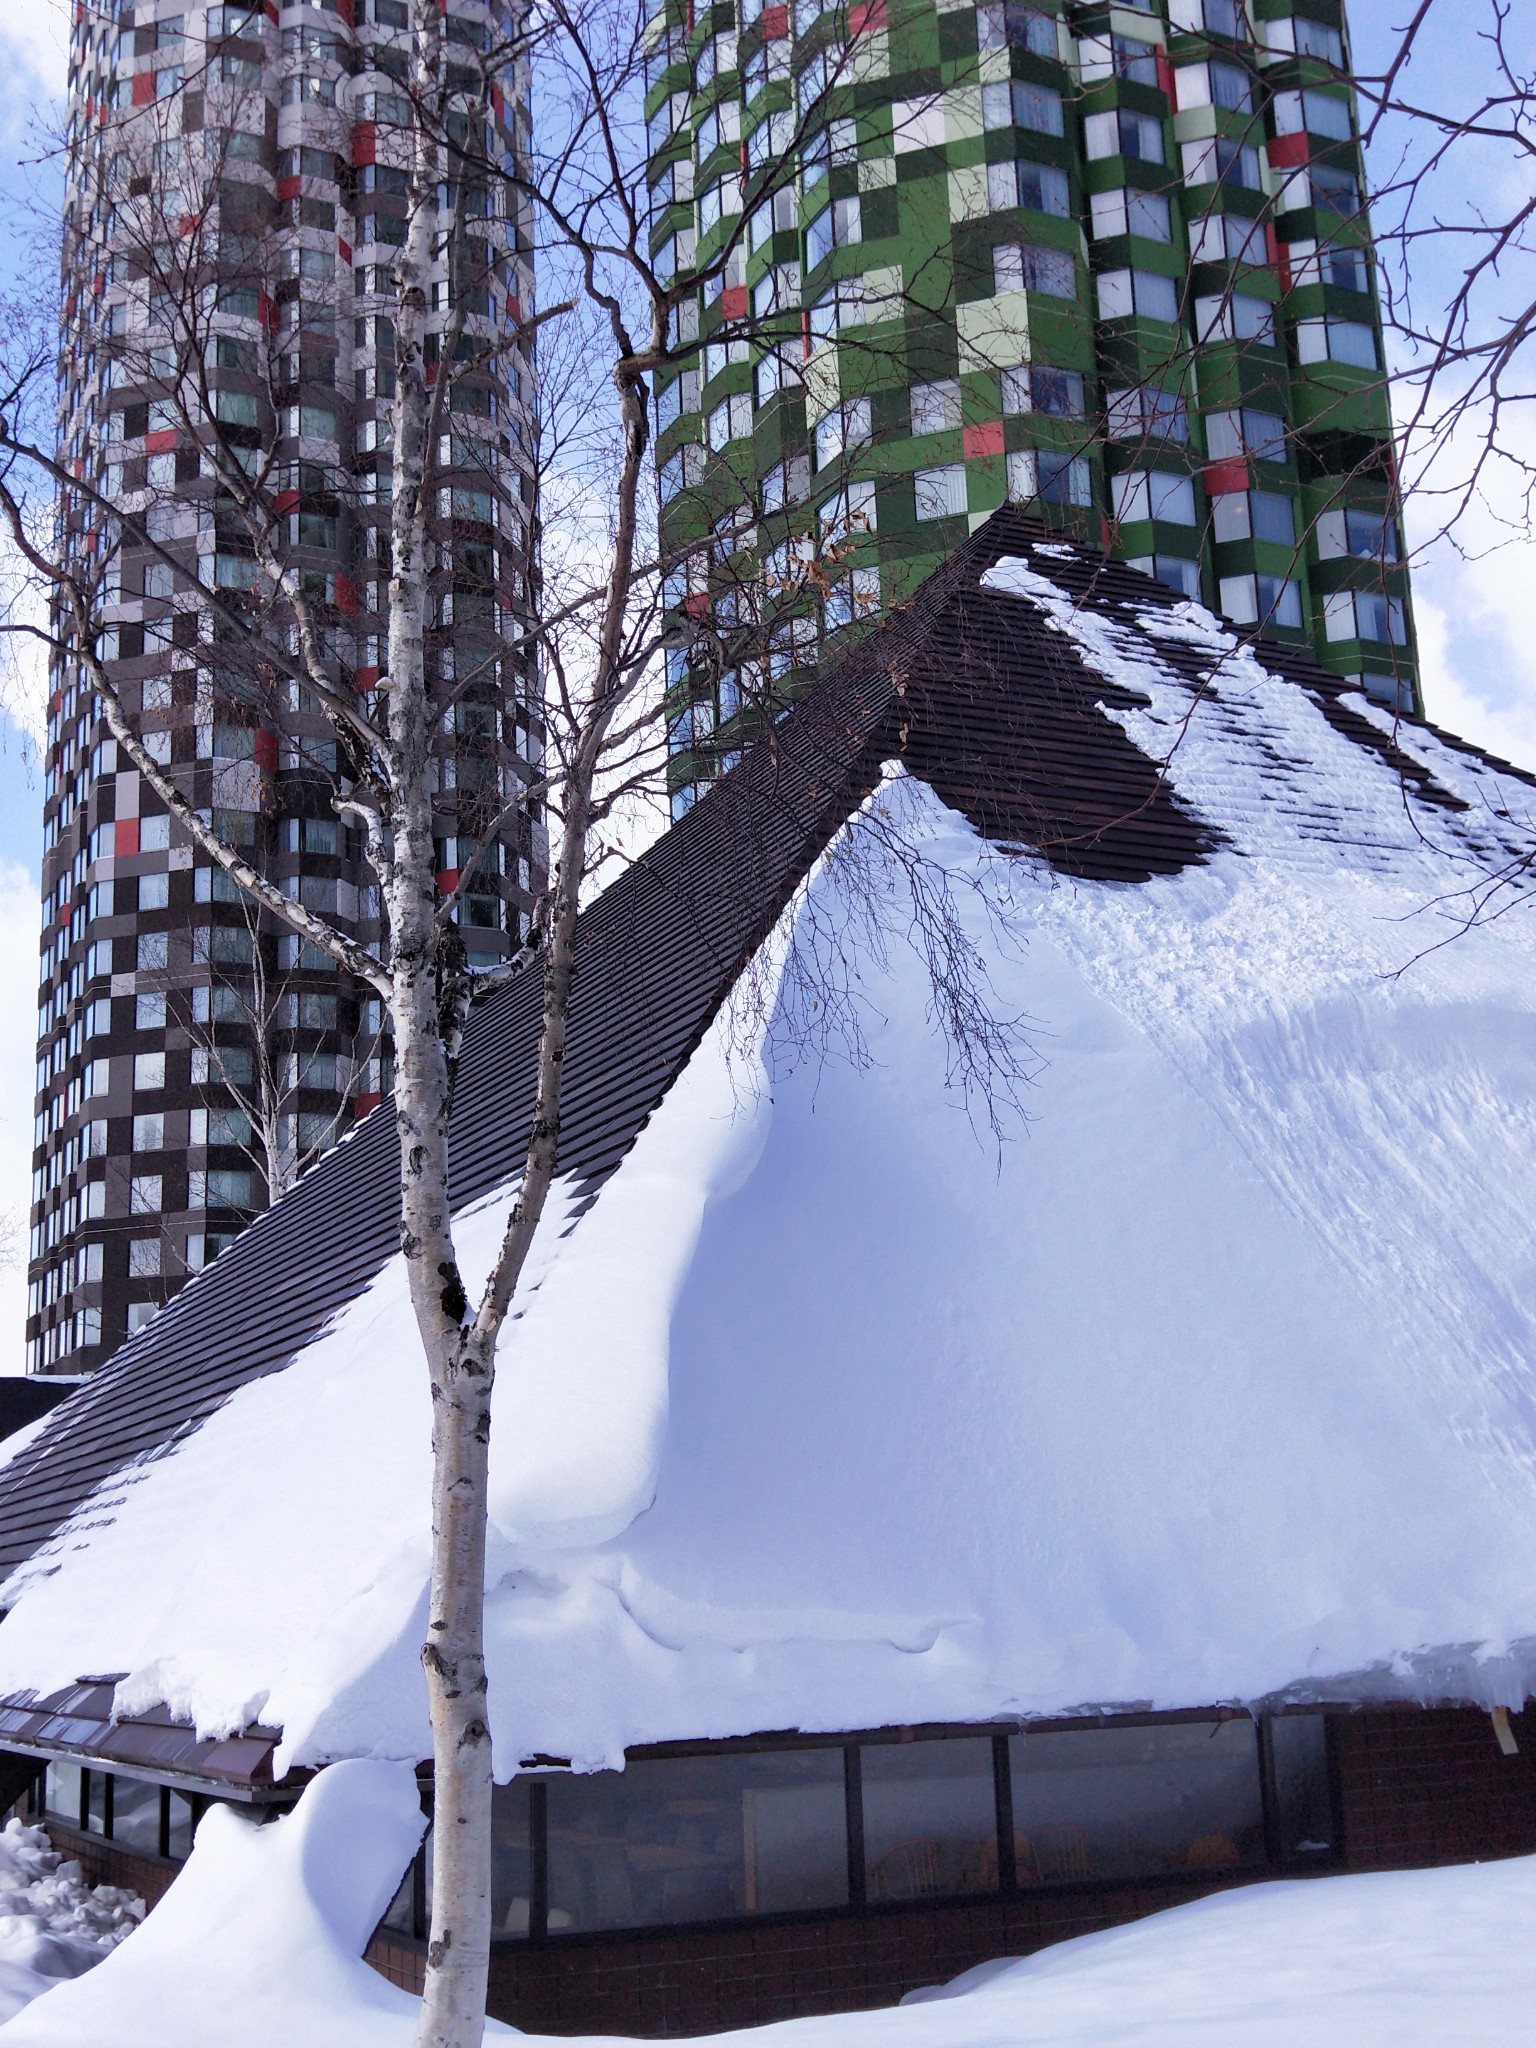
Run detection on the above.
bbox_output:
[0,0,1528,1365]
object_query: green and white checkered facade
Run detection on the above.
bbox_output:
[647,0,1414,812]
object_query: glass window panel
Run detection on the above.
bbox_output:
[546,1749,847,1934]
[45,1761,84,1829]
[1010,1720,1264,1884]
[491,1780,533,1936]
[84,1768,108,1836]
[861,1738,998,1901]
[167,1791,196,1861]
[110,1774,162,1854]
[1267,1716,1333,1859]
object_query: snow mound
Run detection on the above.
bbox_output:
[0,1817,141,2027]
[0,1761,505,2047]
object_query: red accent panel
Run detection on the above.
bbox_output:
[254,732,278,773]
[355,666,380,692]
[1099,513,1114,553]
[336,0,355,23]
[761,3,788,34]
[848,0,885,32]
[338,238,352,265]
[146,429,177,455]
[683,592,710,619]
[1156,51,1176,105]
[1268,226,1292,290]
[436,868,460,895]
[1267,131,1310,170]
[276,176,300,201]
[963,420,1005,459]
[354,1093,382,1117]
[351,122,377,168]
[114,819,139,857]
[492,84,505,121]
[132,72,154,107]
[335,574,358,616]
[1203,458,1250,496]
[721,285,748,320]
[274,489,299,515]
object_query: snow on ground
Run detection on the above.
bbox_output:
[2,1763,1532,2046]
[0,1761,497,2047]
[0,1816,140,2026]
[2,563,1536,1773]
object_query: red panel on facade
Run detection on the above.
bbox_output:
[761,4,789,35]
[1156,51,1176,104]
[335,574,358,616]
[354,667,380,693]
[276,176,300,202]
[338,238,352,265]
[131,73,154,107]
[963,421,1005,459]
[721,285,748,320]
[1268,132,1310,170]
[146,430,177,455]
[1203,458,1250,497]
[436,869,460,896]
[351,122,377,168]
[114,819,139,858]
[254,732,278,774]
[848,0,885,31]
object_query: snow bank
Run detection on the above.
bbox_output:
[0,1817,140,2026]
[3,556,1536,1770]
[0,1761,488,2047]
[7,1814,1535,2046]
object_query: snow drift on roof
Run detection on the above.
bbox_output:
[2,566,1536,1771]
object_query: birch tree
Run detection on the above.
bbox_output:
[0,2,968,2042]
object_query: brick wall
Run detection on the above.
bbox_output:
[43,1821,182,1912]
[1335,1704,1536,1871]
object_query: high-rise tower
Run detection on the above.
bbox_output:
[648,0,1416,814]
[30,0,540,1373]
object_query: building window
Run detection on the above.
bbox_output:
[545,1748,849,1934]
[991,160,1071,218]
[1223,573,1305,630]
[1205,408,1287,464]
[1294,319,1378,370]
[1090,189,1172,243]
[910,380,962,436]
[1211,489,1295,545]
[863,1738,998,1899]
[1002,364,1086,418]
[1010,1721,1264,1883]
[1324,590,1408,644]
[1084,110,1165,165]
[1008,450,1092,508]
[1095,268,1180,324]
[127,1238,161,1278]
[1106,385,1188,444]
[976,3,1058,58]
[1316,508,1399,562]
[914,464,967,520]
[1112,469,1197,526]
[996,242,1077,300]
[1181,137,1262,192]
[1194,292,1275,346]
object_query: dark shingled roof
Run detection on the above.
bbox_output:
[0,509,1524,1586]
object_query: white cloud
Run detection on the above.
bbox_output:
[0,0,67,109]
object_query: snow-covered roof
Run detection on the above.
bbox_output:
[4,511,1536,1781]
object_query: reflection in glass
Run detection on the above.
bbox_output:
[111,1775,162,1855]
[492,1781,532,1936]
[45,1762,84,1830]
[861,1738,998,1900]
[1268,1715,1333,1860]
[1010,1720,1264,1883]
[167,1792,195,1862]
[546,1749,847,1933]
